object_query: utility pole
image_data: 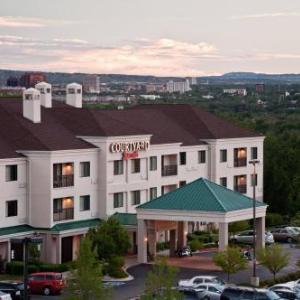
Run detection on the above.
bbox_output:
[249,159,260,287]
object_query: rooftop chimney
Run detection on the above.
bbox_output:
[23,88,41,123]
[66,83,82,108]
[35,81,52,108]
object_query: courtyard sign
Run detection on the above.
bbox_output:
[110,140,150,154]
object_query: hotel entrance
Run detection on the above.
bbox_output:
[61,236,73,263]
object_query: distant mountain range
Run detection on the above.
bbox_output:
[1,69,300,85]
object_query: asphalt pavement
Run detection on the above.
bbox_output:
[31,244,300,300]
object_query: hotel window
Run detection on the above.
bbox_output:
[80,195,90,211]
[220,149,227,162]
[234,175,247,194]
[179,181,186,187]
[251,147,258,160]
[53,163,74,188]
[6,200,17,217]
[5,165,18,182]
[114,160,124,175]
[234,148,247,167]
[180,152,186,165]
[131,159,140,173]
[150,187,157,200]
[150,156,157,171]
[220,177,227,187]
[131,190,141,205]
[80,162,90,177]
[53,197,74,221]
[198,150,206,164]
[251,174,258,186]
[113,193,124,208]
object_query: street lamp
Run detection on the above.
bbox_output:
[249,159,260,287]
[11,234,43,300]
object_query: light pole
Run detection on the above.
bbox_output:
[249,159,260,287]
[11,234,43,300]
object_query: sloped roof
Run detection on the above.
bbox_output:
[0,100,261,159]
[50,218,101,232]
[137,178,266,212]
[112,213,137,226]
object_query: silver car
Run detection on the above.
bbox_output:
[194,283,224,300]
[230,230,274,245]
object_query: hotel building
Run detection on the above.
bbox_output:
[0,82,264,264]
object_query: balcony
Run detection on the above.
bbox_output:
[234,157,247,167]
[53,174,74,188]
[235,184,247,194]
[161,165,178,177]
[53,207,74,222]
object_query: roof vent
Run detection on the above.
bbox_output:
[66,83,82,108]
[35,81,52,108]
[23,88,41,123]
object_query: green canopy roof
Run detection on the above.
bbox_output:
[138,178,266,212]
[50,218,101,232]
[113,213,137,226]
[0,225,34,236]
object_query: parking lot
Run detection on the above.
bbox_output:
[28,244,300,300]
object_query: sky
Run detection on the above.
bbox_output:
[1,0,300,76]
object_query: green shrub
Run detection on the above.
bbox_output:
[189,239,203,252]
[109,256,124,269]
[156,242,170,251]
[266,213,284,227]
[108,268,127,278]
[6,261,69,275]
[260,270,300,287]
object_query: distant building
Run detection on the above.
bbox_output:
[6,77,19,87]
[187,77,198,86]
[19,72,46,88]
[140,95,161,100]
[255,84,265,93]
[223,88,247,96]
[145,84,166,93]
[166,79,191,94]
[83,75,100,93]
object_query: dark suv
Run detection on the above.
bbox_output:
[0,281,30,300]
[221,287,282,300]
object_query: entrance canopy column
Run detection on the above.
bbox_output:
[256,216,265,250]
[218,222,228,251]
[177,221,187,249]
[137,219,147,263]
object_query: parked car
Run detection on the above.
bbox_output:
[0,291,12,300]
[270,227,299,243]
[220,286,282,300]
[176,246,193,257]
[193,283,224,300]
[28,272,64,296]
[230,230,274,245]
[178,276,225,292]
[269,284,296,293]
[0,282,29,300]
[272,289,300,299]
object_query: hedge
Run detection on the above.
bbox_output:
[6,261,69,275]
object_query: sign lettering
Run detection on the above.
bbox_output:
[110,141,150,153]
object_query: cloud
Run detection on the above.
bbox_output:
[231,12,300,20]
[0,37,219,76]
[0,16,74,28]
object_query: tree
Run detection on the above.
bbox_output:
[229,220,250,235]
[65,237,111,300]
[88,217,131,261]
[213,246,248,281]
[142,257,183,300]
[258,244,290,281]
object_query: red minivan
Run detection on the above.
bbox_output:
[28,272,64,296]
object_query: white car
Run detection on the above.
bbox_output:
[0,291,12,300]
[178,276,225,292]
[269,282,296,292]
[194,283,224,300]
[230,230,274,245]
